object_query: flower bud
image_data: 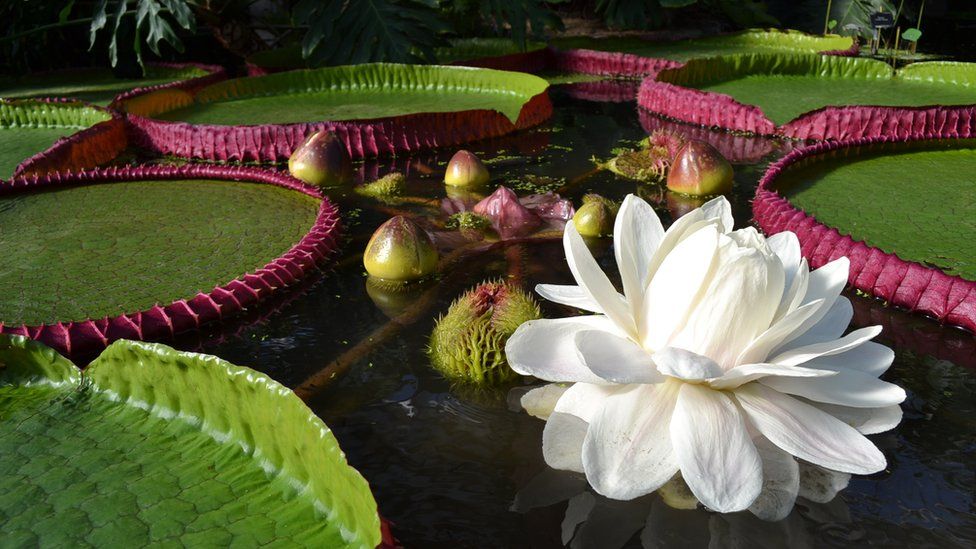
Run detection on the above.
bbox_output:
[444,150,490,188]
[288,131,348,187]
[573,195,616,238]
[473,186,540,239]
[666,140,733,196]
[428,281,541,385]
[363,216,438,282]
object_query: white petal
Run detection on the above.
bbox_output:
[803,341,895,377]
[735,298,825,367]
[699,195,734,233]
[671,384,763,513]
[520,383,570,420]
[769,326,882,367]
[766,231,801,293]
[668,234,785,369]
[653,346,723,381]
[643,211,717,288]
[613,195,665,317]
[506,316,618,383]
[536,284,604,314]
[773,257,849,353]
[782,297,853,350]
[640,225,719,350]
[797,462,850,504]
[708,362,836,391]
[760,368,906,408]
[554,382,623,423]
[748,437,799,522]
[735,383,887,474]
[582,383,680,500]
[808,401,903,435]
[564,222,635,336]
[774,258,809,322]
[544,412,589,473]
[576,330,662,384]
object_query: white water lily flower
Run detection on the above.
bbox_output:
[505,194,905,517]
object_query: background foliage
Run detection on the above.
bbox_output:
[0,0,940,74]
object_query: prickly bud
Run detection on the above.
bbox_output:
[428,281,541,385]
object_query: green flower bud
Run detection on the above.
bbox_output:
[444,150,490,188]
[363,216,438,282]
[666,140,734,196]
[573,198,615,238]
[428,281,541,385]
[288,131,348,187]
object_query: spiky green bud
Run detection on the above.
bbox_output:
[428,281,541,385]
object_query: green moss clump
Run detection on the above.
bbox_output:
[355,172,405,200]
[445,211,491,231]
[428,281,541,385]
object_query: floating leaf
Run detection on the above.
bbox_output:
[0,335,381,547]
[901,28,922,42]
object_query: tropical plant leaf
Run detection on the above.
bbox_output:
[294,0,448,66]
[88,0,196,69]
[595,0,665,30]
[474,0,564,49]
[0,335,381,547]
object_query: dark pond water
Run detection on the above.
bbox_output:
[167,89,974,548]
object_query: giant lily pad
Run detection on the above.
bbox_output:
[754,137,976,332]
[0,165,340,357]
[118,63,552,162]
[0,335,380,547]
[0,99,116,180]
[642,55,976,138]
[552,29,856,62]
[0,63,222,106]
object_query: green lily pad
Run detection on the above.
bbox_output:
[0,65,213,106]
[774,139,976,280]
[0,179,319,326]
[0,100,111,180]
[661,55,976,126]
[0,335,380,547]
[551,29,855,62]
[151,63,547,126]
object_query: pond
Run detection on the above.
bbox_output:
[157,90,974,547]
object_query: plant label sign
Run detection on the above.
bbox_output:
[871,12,895,28]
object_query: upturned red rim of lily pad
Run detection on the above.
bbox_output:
[114,64,553,163]
[754,135,976,333]
[6,98,128,181]
[639,55,976,141]
[0,164,342,358]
